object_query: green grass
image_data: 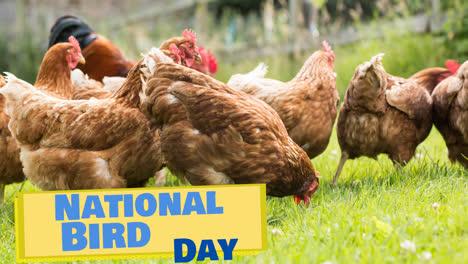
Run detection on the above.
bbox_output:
[1,33,467,263]
[1,129,467,264]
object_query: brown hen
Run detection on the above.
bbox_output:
[228,41,338,159]
[0,76,24,201]
[140,51,319,205]
[0,51,164,190]
[0,37,84,199]
[432,61,468,167]
[334,54,433,185]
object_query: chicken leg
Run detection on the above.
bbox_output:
[154,169,167,187]
[333,152,349,186]
[0,184,4,202]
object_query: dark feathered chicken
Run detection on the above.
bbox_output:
[432,61,468,167]
[334,54,433,185]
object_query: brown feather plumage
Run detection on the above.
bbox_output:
[35,42,79,99]
[410,67,453,94]
[334,54,433,185]
[141,59,319,200]
[0,59,163,190]
[77,35,134,82]
[432,61,468,167]
[0,42,82,199]
[0,75,24,201]
[228,49,338,158]
[72,81,110,100]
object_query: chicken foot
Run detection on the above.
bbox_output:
[333,152,349,186]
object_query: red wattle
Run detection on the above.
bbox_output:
[293,195,301,205]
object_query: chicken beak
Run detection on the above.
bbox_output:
[195,54,202,62]
[78,54,86,65]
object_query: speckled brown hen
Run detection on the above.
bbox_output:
[140,51,319,205]
[432,61,468,167]
[0,51,164,190]
[0,75,24,201]
[0,37,84,199]
[334,54,433,185]
[228,41,338,159]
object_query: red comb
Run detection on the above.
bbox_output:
[445,60,460,74]
[322,40,335,60]
[68,36,81,53]
[183,29,197,46]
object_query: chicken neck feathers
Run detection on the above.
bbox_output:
[34,43,77,99]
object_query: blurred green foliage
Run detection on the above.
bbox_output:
[0,29,45,84]
[216,33,453,100]
[440,0,468,60]
[0,0,466,84]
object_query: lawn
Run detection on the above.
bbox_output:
[1,34,467,263]
[1,128,467,264]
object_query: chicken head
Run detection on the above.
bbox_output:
[179,29,201,68]
[293,172,320,206]
[159,29,201,69]
[66,36,86,69]
[322,41,335,68]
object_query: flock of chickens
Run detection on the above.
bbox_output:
[0,15,466,205]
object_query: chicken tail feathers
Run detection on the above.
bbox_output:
[227,63,268,91]
[48,15,97,50]
[3,72,18,83]
[249,63,268,78]
[409,67,453,94]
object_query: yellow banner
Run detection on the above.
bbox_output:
[15,184,267,262]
